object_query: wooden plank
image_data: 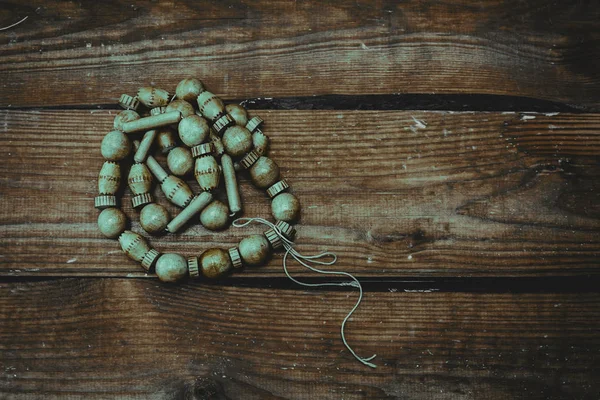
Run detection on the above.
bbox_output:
[0,110,598,278]
[0,278,598,399]
[1,1,599,108]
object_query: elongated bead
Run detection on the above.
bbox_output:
[122,111,182,133]
[197,91,225,122]
[194,155,220,191]
[118,230,159,271]
[134,130,157,163]
[156,129,177,154]
[114,110,140,131]
[128,162,153,208]
[98,161,121,195]
[161,175,194,208]
[221,154,241,215]
[137,87,170,108]
[166,192,213,233]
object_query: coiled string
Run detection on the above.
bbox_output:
[233,217,377,368]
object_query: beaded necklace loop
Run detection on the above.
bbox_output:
[95,79,375,367]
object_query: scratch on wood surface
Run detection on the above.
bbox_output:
[66,258,78,264]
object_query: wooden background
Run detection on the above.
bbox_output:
[1,1,599,398]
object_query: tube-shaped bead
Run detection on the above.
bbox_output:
[122,111,182,133]
[221,154,241,215]
[166,192,213,233]
[134,130,157,163]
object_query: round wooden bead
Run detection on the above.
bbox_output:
[197,91,225,122]
[199,200,229,231]
[239,234,271,266]
[101,130,131,161]
[113,110,140,131]
[178,115,209,147]
[98,161,121,195]
[166,99,195,118]
[225,104,248,126]
[253,130,269,155]
[155,253,188,283]
[156,129,177,154]
[137,87,170,108]
[199,248,233,279]
[167,146,193,176]
[127,163,152,195]
[97,208,127,238]
[140,203,170,234]
[194,155,220,191]
[271,192,300,222]
[222,126,252,157]
[175,78,204,102]
[249,156,280,189]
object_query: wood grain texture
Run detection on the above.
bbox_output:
[0,109,598,278]
[0,0,599,108]
[0,278,598,399]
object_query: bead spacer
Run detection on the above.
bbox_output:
[150,107,166,116]
[246,116,264,133]
[119,94,140,111]
[213,114,234,135]
[141,249,160,271]
[276,220,296,240]
[239,150,260,169]
[229,247,243,269]
[95,195,117,210]
[266,180,289,198]
[191,142,214,158]
[132,192,154,209]
[187,256,200,278]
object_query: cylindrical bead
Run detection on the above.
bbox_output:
[271,192,301,222]
[199,200,230,231]
[155,253,188,283]
[199,248,233,279]
[221,154,242,215]
[127,163,153,195]
[122,111,182,133]
[194,155,220,191]
[176,78,204,102]
[222,125,253,157]
[156,129,177,154]
[167,146,194,176]
[145,155,169,183]
[226,104,248,126]
[137,87,170,108]
[253,129,269,155]
[166,192,213,233]
[249,156,280,189]
[140,203,170,234]
[98,161,121,195]
[165,99,195,118]
[197,91,225,122]
[97,208,127,239]
[178,115,209,147]
[119,230,153,263]
[134,130,157,163]
[101,130,131,161]
[239,234,271,266]
[161,175,194,208]
[114,110,140,131]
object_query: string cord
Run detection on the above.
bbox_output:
[233,217,377,368]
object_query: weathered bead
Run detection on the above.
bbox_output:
[94,195,117,210]
[134,130,157,163]
[221,154,242,215]
[167,146,194,176]
[187,256,200,279]
[210,132,225,157]
[246,116,264,133]
[228,247,243,269]
[156,129,177,154]
[127,163,152,196]
[239,150,260,170]
[165,99,195,119]
[271,192,300,222]
[140,203,170,234]
[226,104,248,126]
[197,91,225,122]
[199,248,233,279]
[239,234,271,266]
[119,94,139,111]
[212,114,234,136]
[199,200,229,231]
[194,155,220,191]
[249,156,280,189]
[145,154,169,183]
[97,208,127,238]
[122,111,182,133]
[222,125,252,157]
[190,142,213,158]
[175,78,204,102]
[101,130,131,161]
[166,192,213,233]
[98,161,121,195]
[161,175,194,208]
[155,253,188,283]
[266,179,289,198]
[114,110,140,131]
[119,230,157,268]
[132,193,153,209]
[253,129,270,155]
[150,107,166,116]
[178,115,209,147]
[137,87,170,108]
